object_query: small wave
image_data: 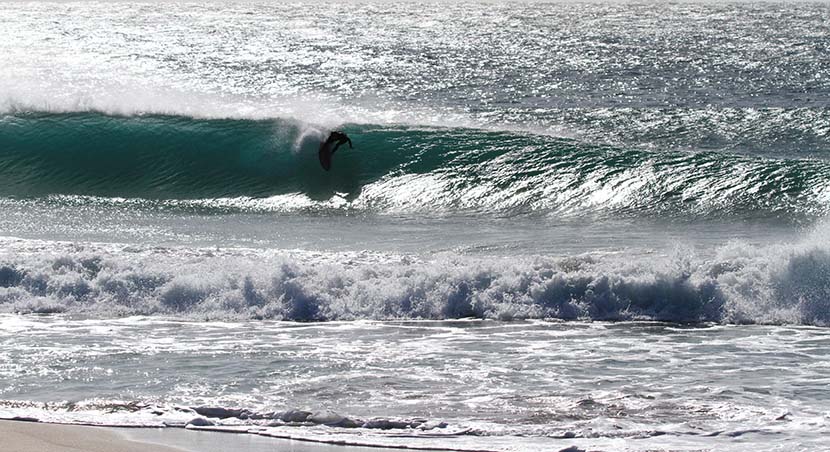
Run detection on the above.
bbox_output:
[1,112,830,219]
[0,400,486,452]
[0,400,448,432]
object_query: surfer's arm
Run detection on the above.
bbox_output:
[346,137,352,149]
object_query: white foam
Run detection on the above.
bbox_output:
[1,222,830,325]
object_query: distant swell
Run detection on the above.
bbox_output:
[2,112,830,218]
[1,230,830,326]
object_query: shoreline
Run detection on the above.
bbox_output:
[0,420,467,452]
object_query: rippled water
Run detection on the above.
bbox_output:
[3,2,830,140]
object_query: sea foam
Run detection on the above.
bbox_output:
[1,224,829,325]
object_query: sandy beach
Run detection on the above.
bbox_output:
[0,420,185,452]
[0,420,459,452]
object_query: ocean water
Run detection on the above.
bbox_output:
[1,1,830,451]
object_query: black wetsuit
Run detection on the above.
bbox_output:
[318,131,353,171]
[326,131,352,155]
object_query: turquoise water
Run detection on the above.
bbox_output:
[2,112,829,218]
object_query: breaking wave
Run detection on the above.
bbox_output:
[2,111,830,218]
[2,225,830,326]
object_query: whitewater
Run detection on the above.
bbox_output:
[2,1,830,451]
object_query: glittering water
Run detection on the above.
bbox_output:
[2,316,830,452]
[2,1,830,451]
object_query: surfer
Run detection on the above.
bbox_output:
[318,131,352,171]
[326,131,352,154]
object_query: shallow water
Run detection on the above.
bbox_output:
[2,316,830,451]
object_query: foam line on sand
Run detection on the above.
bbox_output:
[0,420,464,452]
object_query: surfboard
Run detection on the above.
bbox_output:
[318,142,333,171]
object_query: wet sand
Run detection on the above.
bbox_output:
[0,420,185,452]
[0,420,457,452]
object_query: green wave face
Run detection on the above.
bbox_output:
[0,113,485,200]
[0,113,339,199]
[1,112,829,218]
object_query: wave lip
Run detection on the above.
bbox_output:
[2,112,830,219]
